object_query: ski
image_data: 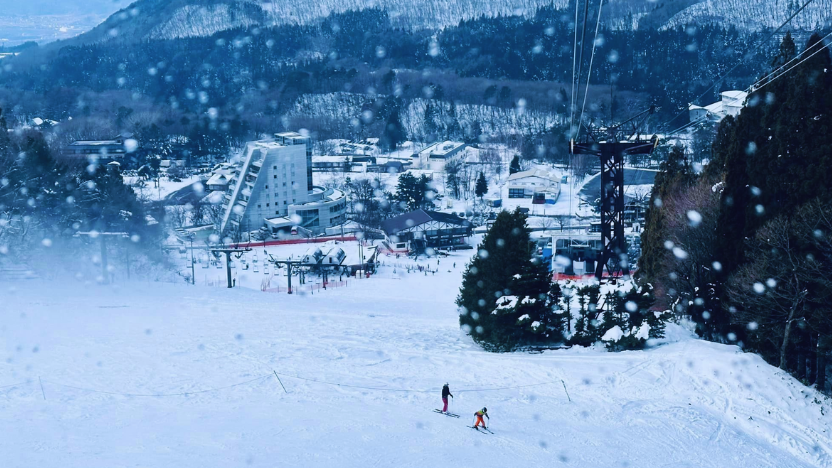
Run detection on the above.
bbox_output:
[433,409,460,418]
[470,426,493,434]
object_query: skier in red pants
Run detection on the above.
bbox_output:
[441,383,453,412]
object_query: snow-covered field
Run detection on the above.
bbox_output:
[2,253,831,467]
[124,175,202,202]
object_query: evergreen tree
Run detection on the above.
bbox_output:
[67,162,160,244]
[394,172,430,211]
[444,102,462,140]
[423,102,439,143]
[458,209,560,351]
[570,284,602,346]
[509,154,522,174]
[0,108,9,156]
[464,121,482,144]
[506,257,565,345]
[698,34,832,353]
[637,145,694,282]
[475,172,488,199]
[601,291,626,333]
[713,34,832,281]
[380,103,406,151]
[484,85,498,104]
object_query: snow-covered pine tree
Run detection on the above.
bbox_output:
[509,257,566,346]
[603,284,663,351]
[457,208,561,351]
[570,284,602,346]
[394,172,427,211]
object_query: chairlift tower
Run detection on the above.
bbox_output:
[570,107,657,280]
[210,247,252,288]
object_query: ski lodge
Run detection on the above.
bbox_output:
[380,210,473,252]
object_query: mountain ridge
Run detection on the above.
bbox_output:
[53,0,832,48]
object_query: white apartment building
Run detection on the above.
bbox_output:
[688,90,748,123]
[219,133,347,238]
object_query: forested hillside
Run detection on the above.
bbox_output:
[0,7,780,160]
[638,33,832,390]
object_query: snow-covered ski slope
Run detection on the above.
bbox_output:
[1,256,831,467]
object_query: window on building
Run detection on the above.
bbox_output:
[266,203,269,207]
[274,175,277,179]
[282,182,286,187]
[296,209,319,227]
[508,188,526,198]
[329,201,346,213]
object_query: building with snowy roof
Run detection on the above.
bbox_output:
[206,163,236,191]
[413,141,467,171]
[63,133,135,161]
[380,209,472,250]
[507,169,560,199]
[688,90,748,123]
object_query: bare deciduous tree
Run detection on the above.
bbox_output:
[727,215,808,370]
[167,205,189,229]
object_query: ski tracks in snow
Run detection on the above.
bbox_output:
[677,351,832,467]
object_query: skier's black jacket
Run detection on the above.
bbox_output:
[442,384,453,398]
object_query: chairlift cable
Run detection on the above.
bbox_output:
[576,0,605,141]
[750,40,831,93]
[746,30,832,92]
[658,0,817,131]
[574,0,592,134]
[569,0,582,138]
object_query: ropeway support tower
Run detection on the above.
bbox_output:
[570,106,658,280]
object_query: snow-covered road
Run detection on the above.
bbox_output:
[1,257,830,467]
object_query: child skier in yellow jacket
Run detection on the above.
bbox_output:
[474,407,489,429]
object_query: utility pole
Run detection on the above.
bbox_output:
[75,231,129,285]
[185,233,196,285]
[570,107,656,280]
[75,231,129,284]
[209,247,251,288]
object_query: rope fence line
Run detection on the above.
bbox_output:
[2,372,572,400]
[456,381,556,393]
[40,374,272,398]
[0,381,28,390]
[273,371,434,393]
[273,371,566,395]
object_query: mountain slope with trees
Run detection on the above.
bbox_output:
[638,32,832,391]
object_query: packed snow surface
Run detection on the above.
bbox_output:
[2,255,831,467]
